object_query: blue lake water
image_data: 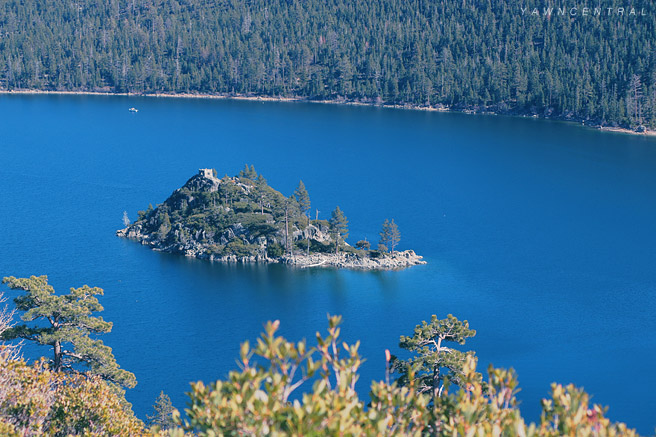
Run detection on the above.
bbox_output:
[1,94,655,433]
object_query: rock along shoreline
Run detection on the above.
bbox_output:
[116,226,426,271]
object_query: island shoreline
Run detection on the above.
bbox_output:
[1,88,654,138]
[116,168,427,271]
[143,241,428,271]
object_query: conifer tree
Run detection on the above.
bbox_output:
[238,164,258,180]
[379,219,391,251]
[379,219,401,253]
[147,391,175,430]
[329,206,349,254]
[627,74,644,127]
[391,314,478,406]
[158,212,171,240]
[389,219,401,253]
[294,181,311,254]
[1,276,137,389]
[294,181,311,217]
[355,239,371,250]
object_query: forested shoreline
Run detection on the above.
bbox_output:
[1,0,655,130]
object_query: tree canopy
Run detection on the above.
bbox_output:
[238,164,258,180]
[392,314,479,403]
[294,181,311,217]
[1,276,137,389]
[380,219,401,253]
[329,206,349,254]
[147,391,175,431]
[0,343,144,436]
[0,0,653,129]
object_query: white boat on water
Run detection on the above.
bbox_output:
[129,107,138,112]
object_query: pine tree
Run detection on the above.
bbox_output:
[294,181,311,216]
[355,239,371,250]
[294,181,311,255]
[390,220,401,253]
[284,199,291,255]
[379,219,400,253]
[158,212,171,240]
[379,219,391,251]
[239,164,258,180]
[627,74,644,127]
[1,275,137,389]
[391,314,478,406]
[147,391,175,430]
[329,206,349,254]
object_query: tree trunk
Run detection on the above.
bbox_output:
[432,365,440,404]
[306,215,310,255]
[431,365,441,437]
[285,205,289,255]
[54,340,62,371]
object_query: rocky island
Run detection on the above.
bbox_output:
[117,167,425,270]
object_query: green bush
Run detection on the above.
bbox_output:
[355,240,371,250]
[225,240,258,258]
[176,316,639,437]
[233,201,254,214]
[266,243,285,258]
[308,239,332,254]
[206,244,225,256]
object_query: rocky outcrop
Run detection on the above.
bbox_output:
[117,168,427,271]
[281,250,426,270]
[118,223,425,270]
[181,169,221,192]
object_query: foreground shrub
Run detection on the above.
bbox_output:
[173,315,638,436]
[0,349,146,436]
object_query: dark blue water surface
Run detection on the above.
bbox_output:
[1,94,655,433]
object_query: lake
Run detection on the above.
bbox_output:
[1,94,655,433]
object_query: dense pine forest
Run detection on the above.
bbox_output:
[0,0,655,129]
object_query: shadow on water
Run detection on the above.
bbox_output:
[154,250,348,292]
[150,245,405,297]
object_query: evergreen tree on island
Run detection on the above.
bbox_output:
[1,275,137,389]
[356,239,371,250]
[238,164,258,180]
[329,206,349,254]
[294,180,311,255]
[379,219,401,253]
